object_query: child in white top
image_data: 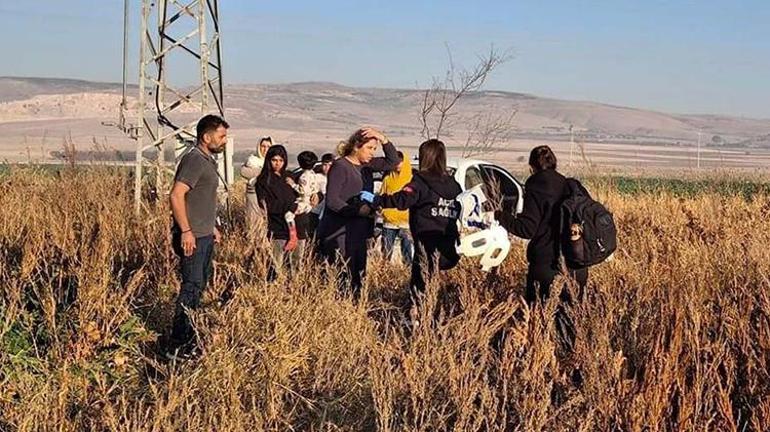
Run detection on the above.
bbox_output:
[293,151,323,215]
[281,151,324,247]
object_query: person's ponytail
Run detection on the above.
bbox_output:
[336,140,348,157]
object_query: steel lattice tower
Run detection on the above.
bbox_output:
[117,0,231,212]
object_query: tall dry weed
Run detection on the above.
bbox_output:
[0,165,769,431]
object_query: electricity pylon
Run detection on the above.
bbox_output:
[116,0,232,213]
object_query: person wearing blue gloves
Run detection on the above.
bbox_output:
[316,127,399,298]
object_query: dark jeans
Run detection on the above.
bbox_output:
[381,227,413,265]
[170,234,215,348]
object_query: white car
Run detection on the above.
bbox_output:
[371,157,524,229]
[295,157,525,218]
[391,157,524,267]
[439,157,524,216]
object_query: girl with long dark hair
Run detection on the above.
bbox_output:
[255,145,301,274]
[375,138,462,294]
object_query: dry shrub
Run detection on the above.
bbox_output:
[0,165,769,431]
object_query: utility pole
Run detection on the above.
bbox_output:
[697,131,702,169]
[116,0,230,213]
[119,0,130,134]
[569,125,575,167]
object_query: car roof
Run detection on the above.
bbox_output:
[448,157,489,169]
[410,156,488,169]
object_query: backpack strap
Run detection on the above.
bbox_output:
[565,177,591,198]
[557,177,587,274]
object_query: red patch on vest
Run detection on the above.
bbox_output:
[403,186,415,194]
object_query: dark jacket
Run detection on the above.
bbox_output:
[255,171,298,240]
[497,169,568,269]
[317,142,399,242]
[379,171,463,273]
[378,172,462,239]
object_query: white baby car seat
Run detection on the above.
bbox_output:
[456,185,511,271]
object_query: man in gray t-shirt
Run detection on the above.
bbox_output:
[167,114,229,360]
[174,148,219,237]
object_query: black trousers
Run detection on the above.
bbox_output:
[525,263,588,351]
[296,212,315,240]
[306,213,320,239]
[322,230,368,299]
[170,234,215,348]
[410,234,460,295]
[525,264,588,305]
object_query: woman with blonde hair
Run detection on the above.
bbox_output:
[317,127,399,298]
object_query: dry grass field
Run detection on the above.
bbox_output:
[1,166,769,431]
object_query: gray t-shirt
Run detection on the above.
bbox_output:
[174,148,219,238]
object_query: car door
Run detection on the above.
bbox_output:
[480,164,522,215]
[464,166,485,190]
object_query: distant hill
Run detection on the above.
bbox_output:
[2,76,768,149]
[0,76,125,103]
[2,76,770,169]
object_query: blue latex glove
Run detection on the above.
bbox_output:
[359,191,375,203]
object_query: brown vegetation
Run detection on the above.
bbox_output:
[1,166,769,431]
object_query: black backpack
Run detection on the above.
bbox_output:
[560,179,617,268]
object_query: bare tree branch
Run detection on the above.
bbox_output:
[419,83,436,139]
[462,108,518,158]
[418,45,515,157]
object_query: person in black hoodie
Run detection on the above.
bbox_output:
[317,127,399,297]
[495,145,588,304]
[375,138,462,295]
[255,145,301,275]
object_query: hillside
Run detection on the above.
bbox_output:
[1,77,769,167]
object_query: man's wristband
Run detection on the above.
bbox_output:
[181,228,192,234]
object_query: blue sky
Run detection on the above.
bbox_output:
[1,0,769,118]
